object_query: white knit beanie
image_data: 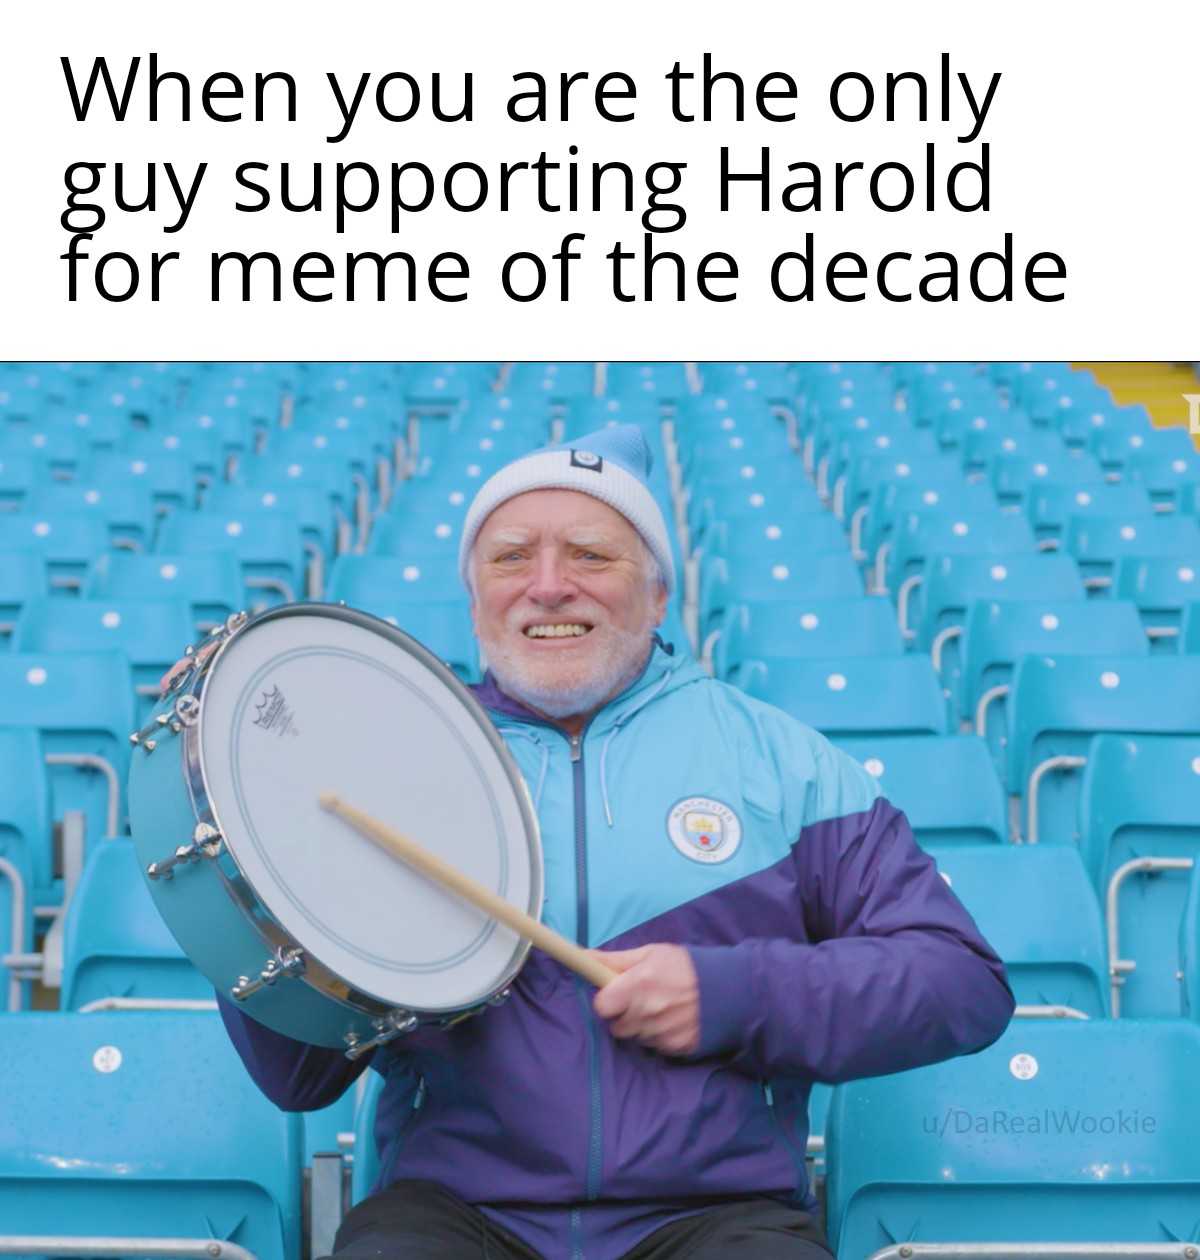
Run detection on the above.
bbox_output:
[458,424,675,594]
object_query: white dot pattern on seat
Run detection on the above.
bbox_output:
[1076,492,1091,506]
[765,525,782,540]
[33,521,51,537]
[131,460,147,475]
[449,492,464,506]
[1033,463,1049,477]
[336,416,350,429]
[922,491,939,505]
[1192,757,1200,776]
[1100,671,1120,689]
[740,466,755,479]
[771,564,789,580]
[864,757,884,777]
[435,523,452,539]
[467,464,482,478]
[1041,613,1059,631]
[261,493,277,507]
[159,563,178,580]
[1179,567,1195,583]
[101,611,121,629]
[403,566,420,581]
[1173,459,1188,474]
[26,667,47,686]
[800,613,818,630]
[198,415,213,428]
[287,463,302,478]
[826,673,848,692]
[165,435,180,449]
[990,565,1008,581]
[1120,525,1136,541]
[749,493,765,507]
[952,521,968,536]
[225,521,243,537]
[895,463,911,477]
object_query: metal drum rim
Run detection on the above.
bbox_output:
[183,600,544,1016]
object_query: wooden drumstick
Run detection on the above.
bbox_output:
[319,793,617,990]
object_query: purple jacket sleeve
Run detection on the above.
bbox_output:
[217,994,375,1111]
[687,796,1015,1082]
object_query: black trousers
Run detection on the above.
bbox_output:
[326,1179,832,1259]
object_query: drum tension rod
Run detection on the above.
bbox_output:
[147,822,222,881]
[344,1009,420,1061]
[231,946,307,1003]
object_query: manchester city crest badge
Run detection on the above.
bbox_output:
[667,797,742,865]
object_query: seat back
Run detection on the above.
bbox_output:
[1078,734,1200,1017]
[962,598,1149,758]
[0,1010,302,1259]
[714,598,903,681]
[930,844,1108,1015]
[61,837,209,1009]
[0,652,135,852]
[1008,655,1200,846]
[85,550,245,636]
[742,656,947,740]
[837,736,1006,847]
[827,1020,1200,1258]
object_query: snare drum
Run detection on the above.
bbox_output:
[127,603,542,1056]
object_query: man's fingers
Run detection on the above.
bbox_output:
[592,971,636,1020]
[592,946,652,976]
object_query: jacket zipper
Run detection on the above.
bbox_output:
[570,731,605,1216]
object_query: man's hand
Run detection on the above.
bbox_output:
[590,944,700,1057]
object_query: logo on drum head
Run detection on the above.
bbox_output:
[570,450,603,473]
[252,685,299,737]
[666,797,742,865]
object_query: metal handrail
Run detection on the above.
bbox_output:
[931,625,963,675]
[45,753,119,837]
[0,1239,256,1259]
[895,573,921,637]
[1105,855,1195,1017]
[0,855,28,1011]
[244,576,296,604]
[79,997,219,1013]
[1025,754,1087,845]
[865,1245,1199,1260]
[1012,1004,1089,1020]
[974,684,1011,739]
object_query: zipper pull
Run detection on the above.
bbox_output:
[569,734,582,762]
[763,1081,775,1107]
[414,1076,426,1111]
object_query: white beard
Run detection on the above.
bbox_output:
[480,621,654,720]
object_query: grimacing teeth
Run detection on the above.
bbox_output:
[524,623,592,638]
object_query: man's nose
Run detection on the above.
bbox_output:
[526,549,576,605]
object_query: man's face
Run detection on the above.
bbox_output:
[469,490,668,723]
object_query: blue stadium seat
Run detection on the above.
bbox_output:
[883,509,1036,616]
[0,451,50,510]
[1181,868,1200,1023]
[990,448,1104,508]
[930,845,1108,1015]
[1067,512,1200,590]
[12,597,195,720]
[1114,556,1200,649]
[700,552,865,640]
[837,735,1006,847]
[962,598,1149,758]
[87,450,197,512]
[157,510,311,605]
[25,482,158,551]
[1028,480,1157,547]
[0,652,135,854]
[61,837,209,1010]
[85,550,245,637]
[0,513,111,592]
[860,478,997,569]
[328,554,467,608]
[1090,415,1192,474]
[0,726,51,1009]
[710,597,903,682]
[1078,734,1200,1018]
[0,1010,301,1260]
[741,656,947,740]
[1124,442,1200,510]
[1007,655,1200,846]
[0,550,47,635]
[826,1019,1200,1258]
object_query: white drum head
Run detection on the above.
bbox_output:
[196,607,541,1012]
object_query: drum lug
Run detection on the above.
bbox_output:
[147,822,223,880]
[130,694,203,754]
[343,1009,420,1060]
[487,986,512,1008]
[230,945,306,1002]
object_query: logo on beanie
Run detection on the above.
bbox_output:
[570,450,603,472]
[667,797,742,865]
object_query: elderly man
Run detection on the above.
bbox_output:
[216,424,1014,1260]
